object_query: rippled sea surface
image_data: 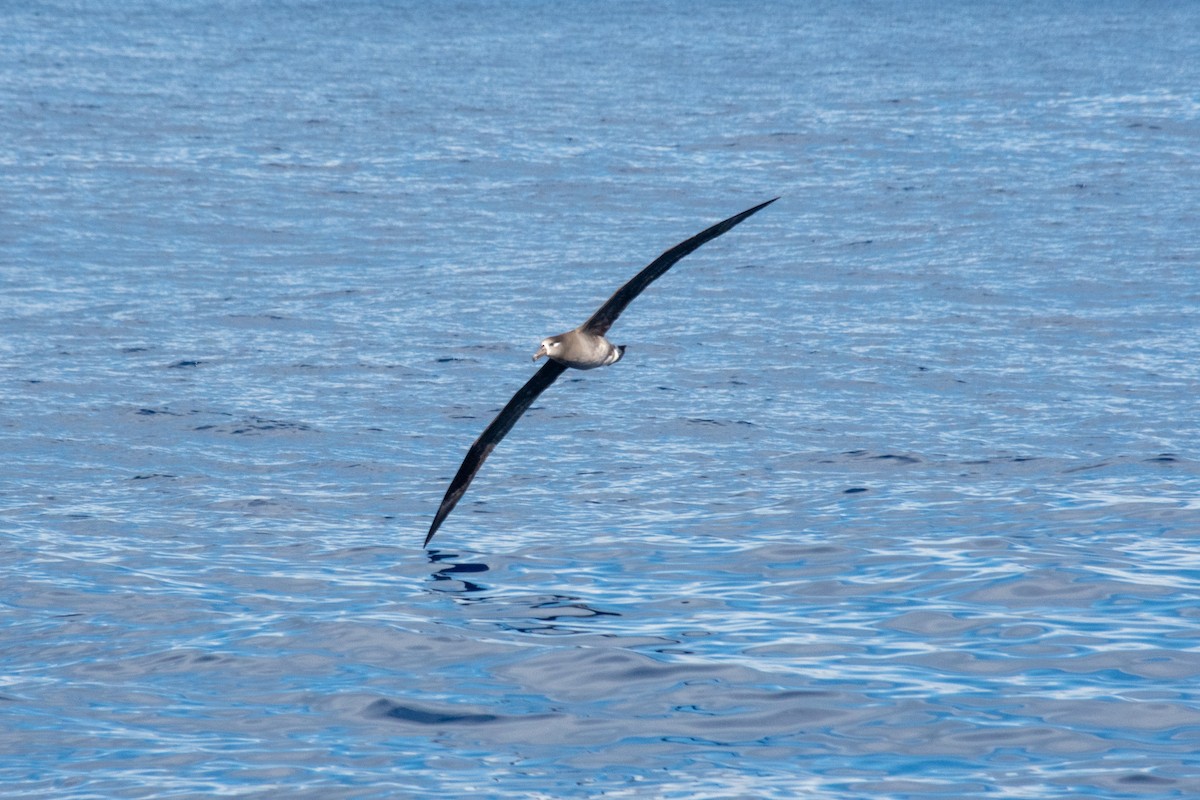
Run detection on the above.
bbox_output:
[4,2,1199,797]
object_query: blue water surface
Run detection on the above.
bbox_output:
[3,1,1199,798]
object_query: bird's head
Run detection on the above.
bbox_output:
[532,337,564,362]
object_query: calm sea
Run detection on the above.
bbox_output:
[3,1,1198,797]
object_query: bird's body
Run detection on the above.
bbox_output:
[425,198,777,546]
[533,329,625,370]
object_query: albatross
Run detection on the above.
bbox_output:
[425,198,777,546]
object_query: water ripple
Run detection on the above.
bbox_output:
[4,1,1200,798]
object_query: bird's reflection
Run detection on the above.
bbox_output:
[501,597,621,636]
[425,548,624,636]
[426,548,490,594]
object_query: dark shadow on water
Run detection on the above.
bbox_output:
[366,699,498,725]
[426,548,490,594]
[363,698,561,728]
[499,596,622,636]
[424,548,625,635]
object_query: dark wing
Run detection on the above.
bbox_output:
[425,359,568,546]
[579,197,778,336]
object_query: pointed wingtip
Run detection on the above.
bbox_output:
[740,197,780,219]
[423,517,441,548]
[727,196,779,230]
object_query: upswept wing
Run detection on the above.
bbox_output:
[425,359,568,546]
[427,198,777,544]
[579,197,778,337]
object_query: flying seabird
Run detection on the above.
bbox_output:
[425,198,777,546]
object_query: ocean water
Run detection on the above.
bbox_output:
[3,1,1199,797]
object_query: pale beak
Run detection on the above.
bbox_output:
[532,343,547,361]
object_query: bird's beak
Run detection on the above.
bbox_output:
[532,344,547,362]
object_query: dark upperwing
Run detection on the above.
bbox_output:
[579,197,778,337]
[425,359,568,546]
[426,198,777,545]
